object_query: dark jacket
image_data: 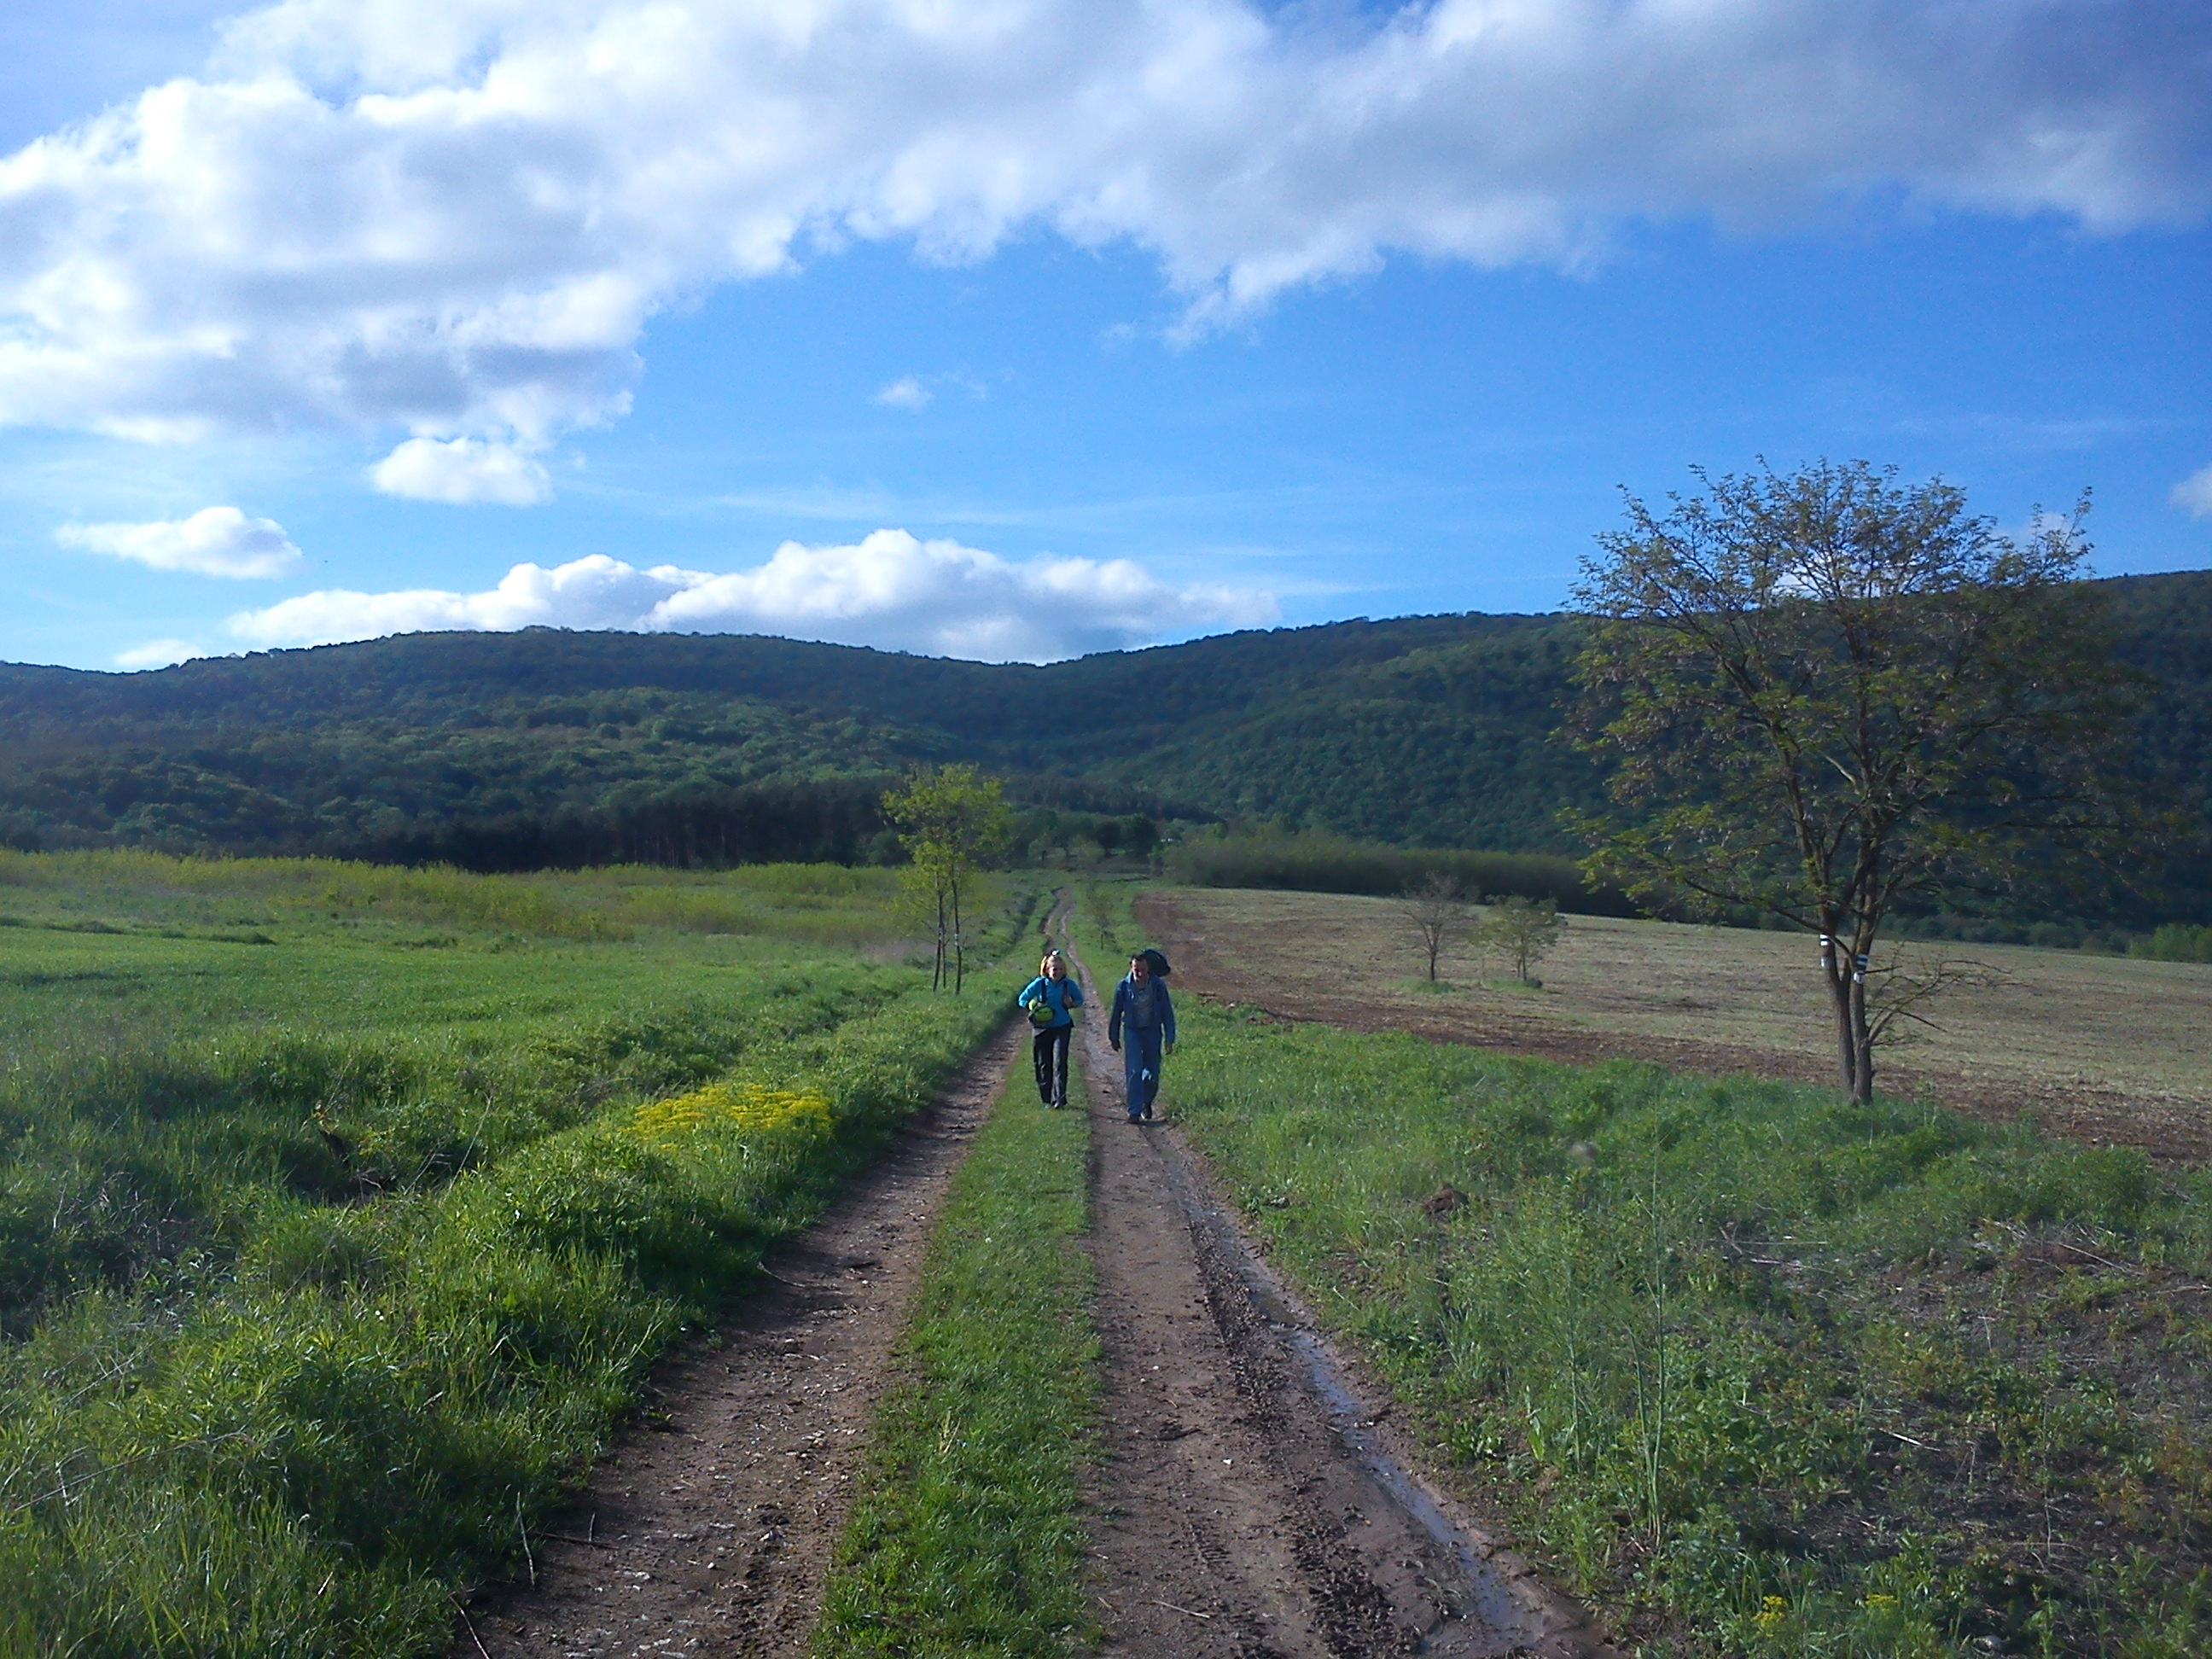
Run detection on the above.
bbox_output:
[1017,975,1085,1029]
[1109,975,1175,1046]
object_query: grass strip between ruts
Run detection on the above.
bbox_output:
[811,1046,1100,1657]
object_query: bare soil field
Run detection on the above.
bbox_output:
[1138,888,2212,1164]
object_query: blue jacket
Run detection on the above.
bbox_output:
[1017,975,1085,1029]
[1109,975,1175,1045]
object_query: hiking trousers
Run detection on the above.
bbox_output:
[1121,1026,1163,1120]
[1032,1025,1072,1107]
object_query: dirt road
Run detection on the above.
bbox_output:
[454,895,1598,1656]
[453,1026,1021,1659]
[1068,929,1593,1659]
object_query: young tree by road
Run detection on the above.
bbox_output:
[883,765,1012,992]
[1394,872,1469,982]
[1569,460,2135,1103]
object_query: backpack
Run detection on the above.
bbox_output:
[1025,982,1060,1027]
[1139,947,1172,980]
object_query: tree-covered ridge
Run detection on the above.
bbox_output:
[0,570,2205,918]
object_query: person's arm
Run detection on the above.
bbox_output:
[1109,981,1126,1047]
[1065,980,1085,1009]
[1017,976,1045,1009]
[1160,984,1177,1049]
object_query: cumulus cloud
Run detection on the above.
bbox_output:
[225,529,1278,660]
[56,505,303,577]
[874,376,933,410]
[371,435,553,504]
[2174,463,2212,519]
[0,0,2202,452]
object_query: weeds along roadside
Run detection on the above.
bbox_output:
[810,1029,1098,1656]
[0,862,1047,1656]
[1158,994,2212,1658]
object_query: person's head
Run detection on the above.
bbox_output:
[1128,953,1150,982]
[1040,950,1067,981]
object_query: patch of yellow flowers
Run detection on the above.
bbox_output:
[630,1081,834,1146]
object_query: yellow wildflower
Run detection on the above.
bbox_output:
[631,1081,833,1145]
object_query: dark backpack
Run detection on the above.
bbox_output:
[1138,947,1172,980]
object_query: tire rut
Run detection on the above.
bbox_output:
[451,1024,1022,1659]
[1068,924,1608,1659]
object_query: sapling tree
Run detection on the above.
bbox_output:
[882,765,1012,992]
[1569,460,2134,1102]
[1481,894,1565,985]
[1395,872,1468,981]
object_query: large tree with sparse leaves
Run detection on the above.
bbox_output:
[1569,460,2137,1103]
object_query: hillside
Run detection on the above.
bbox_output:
[3,569,2208,917]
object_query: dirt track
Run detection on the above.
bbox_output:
[453,1027,1019,1659]
[1066,927,1595,1659]
[452,894,1599,1656]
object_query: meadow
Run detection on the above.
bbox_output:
[0,850,1033,1656]
[1079,882,2212,1657]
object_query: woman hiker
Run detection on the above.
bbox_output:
[1108,949,1176,1124]
[1017,949,1084,1108]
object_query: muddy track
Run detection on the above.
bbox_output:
[1068,930,1605,1659]
[451,1023,1022,1659]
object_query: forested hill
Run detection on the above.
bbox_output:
[3,568,2209,900]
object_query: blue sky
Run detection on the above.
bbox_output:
[3,0,2209,672]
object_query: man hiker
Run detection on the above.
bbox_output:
[1108,949,1176,1123]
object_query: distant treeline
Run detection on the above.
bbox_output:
[306,777,899,872]
[1164,830,1639,917]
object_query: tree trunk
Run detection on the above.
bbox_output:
[951,877,965,995]
[1820,934,1877,1103]
[1848,966,1875,1104]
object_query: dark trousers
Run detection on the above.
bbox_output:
[1032,1024,1072,1106]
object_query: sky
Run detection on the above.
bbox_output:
[2,0,2209,672]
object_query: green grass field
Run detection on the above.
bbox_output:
[0,851,1033,1657]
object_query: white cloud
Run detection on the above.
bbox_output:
[874,375,933,410]
[2174,463,2212,519]
[370,435,553,504]
[0,1,2202,453]
[114,637,207,670]
[56,505,303,577]
[226,529,1278,660]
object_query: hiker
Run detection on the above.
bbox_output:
[1017,949,1084,1108]
[1108,949,1176,1124]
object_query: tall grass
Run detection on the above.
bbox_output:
[1164,1003,2212,1658]
[0,857,1045,1656]
[1164,830,1635,917]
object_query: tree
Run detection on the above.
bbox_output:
[1480,894,1564,985]
[1394,871,1468,981]
[1569,460,2134,1102]
[882,765,1012,992]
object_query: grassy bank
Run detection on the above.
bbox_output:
[0,853,1039,1656]
[1159,999,2212,1656]
[813,1047,1098,1656]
